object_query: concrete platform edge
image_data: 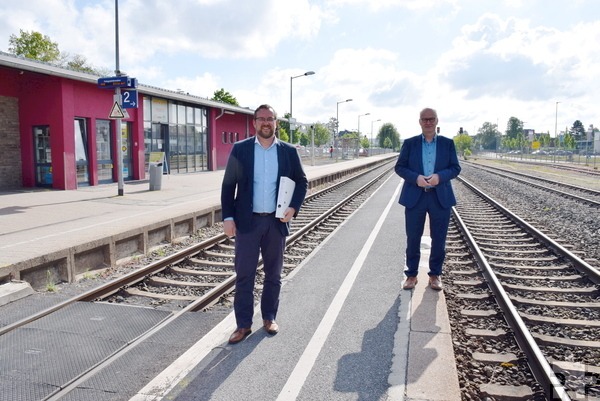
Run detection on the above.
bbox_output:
[386,236,461,401]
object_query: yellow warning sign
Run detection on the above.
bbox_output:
[149,152,165,163]
[109,101,125,119]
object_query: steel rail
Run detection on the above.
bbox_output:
[457,176,600,284]
[454,177,572,401]
[0,161,394,336]
[464,161,600,204]
[41,164,394,400]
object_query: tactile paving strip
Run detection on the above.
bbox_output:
[0,374,56,401]
[0,302,170,401]
[60,310,232,400]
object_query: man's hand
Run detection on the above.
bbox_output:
[223,220,236,238]
[279,207,296,223]
[417,175,430,187]
[424,173,440,186]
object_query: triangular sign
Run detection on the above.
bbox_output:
[109,101,125,119]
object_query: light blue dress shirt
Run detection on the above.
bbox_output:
[253,137,279,213]
[422,134,437,178]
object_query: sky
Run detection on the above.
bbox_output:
[1,0,599,139]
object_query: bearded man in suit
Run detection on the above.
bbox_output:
[221,104,308,344]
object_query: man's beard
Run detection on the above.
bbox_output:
[257,126,275,139]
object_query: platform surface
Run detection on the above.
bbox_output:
[0,153,460,401]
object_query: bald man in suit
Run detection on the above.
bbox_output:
[395,107,461,291]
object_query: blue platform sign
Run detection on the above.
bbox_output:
[122,89,138,109]
[97,76,138,89]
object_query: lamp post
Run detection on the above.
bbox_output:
[112,0,128,196]
[521,121,528,159]
[554,101,560,161]
[289,71,315,144]
[357,112,370,158]
[371,118,381,154]
[554,101,560,138]
[336,99,352,160]
[587,124,593,167]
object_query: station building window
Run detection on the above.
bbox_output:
[143,96,207,175]
[33,125,52,187]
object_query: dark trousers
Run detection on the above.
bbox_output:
[233,214,286,328]
[404,191,451,277]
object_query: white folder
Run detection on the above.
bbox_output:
[276,176,296,218]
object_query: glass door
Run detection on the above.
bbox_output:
[120,122,132,180]
[33,126,52,187]
[74,118,90,187]
[96,120,113,183]
[150,123,169,173]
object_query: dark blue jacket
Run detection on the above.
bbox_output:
[395,134,461,209]
[221,137,308,235]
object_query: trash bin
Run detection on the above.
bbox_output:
[149,163,163,191]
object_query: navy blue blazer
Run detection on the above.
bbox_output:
[221,137,308,235]
[394,134,461,209]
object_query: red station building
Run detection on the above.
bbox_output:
[0,51,256,190]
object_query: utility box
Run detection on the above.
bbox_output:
[149,163,163,191]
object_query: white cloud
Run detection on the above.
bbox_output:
[2,0,598,137]
[113,0,324,63]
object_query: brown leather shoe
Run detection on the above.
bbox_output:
[228,327,251,344]
[429,275,443,291]
[263,320,279,335]
[403,276,418,290]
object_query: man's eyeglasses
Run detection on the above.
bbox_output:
[255,117,276,122]
[420,117,437,123]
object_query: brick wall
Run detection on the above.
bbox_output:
[0,96,22,189]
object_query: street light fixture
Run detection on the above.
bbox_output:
[358,113,370,135]
[335,99,352,160]
[371,119,381,152]
[357,113,370,158]
[289,71,315,144]
[336,99,353,135]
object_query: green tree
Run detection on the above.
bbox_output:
[453,133,473,159]
[65,54,96,74]
[570,120,585,140]
[304,123,331,147]
[539,133,551,148]
[476,122,500,150]
[211,88,239,106]
[279,112,291,138]
[505,117,524,140]
[277,126,289,142]
[563,132,576,149]
[9,29,107,75]
[326,117,337,138]
[378,123,401,150]
[299,132,309,146]
[8,29,60,62]
[315,123,331,146]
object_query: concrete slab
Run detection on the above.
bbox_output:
[387,236,461,401]
[0,281,34,306]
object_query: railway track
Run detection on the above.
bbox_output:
[463,161,600,207]
[0,160,395,400]
[469,163,600,207]
[484,156,600,178]
[446,177,600,401]
[103,161,394,309]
